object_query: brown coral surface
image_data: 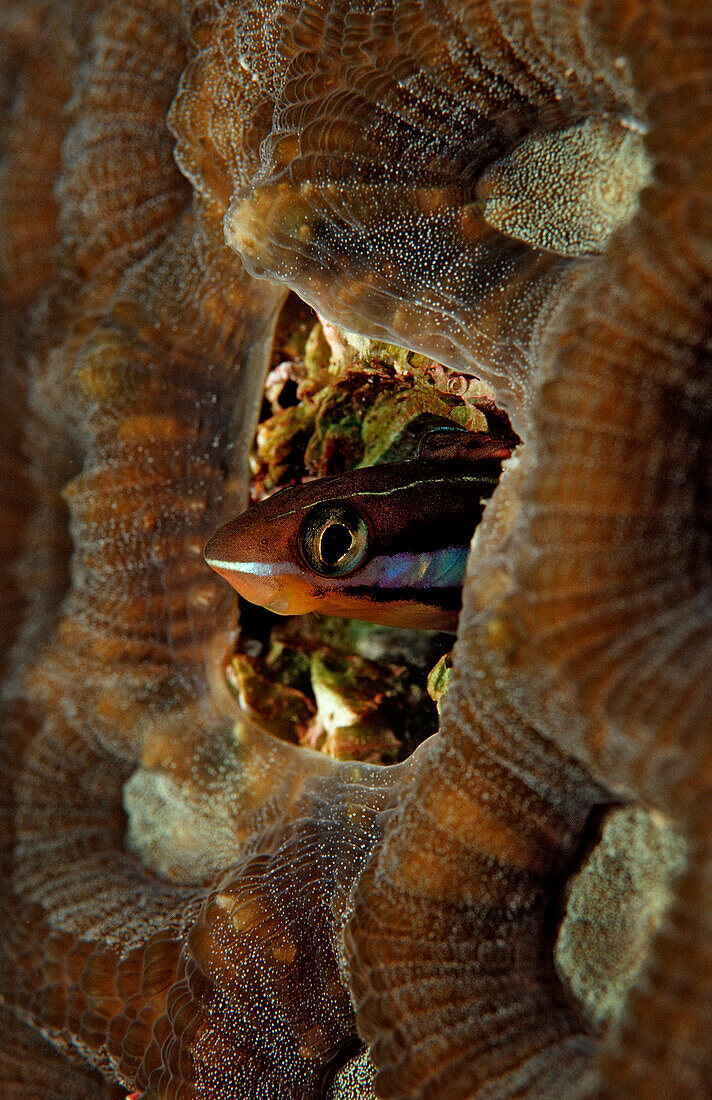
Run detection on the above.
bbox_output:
[0,0,710,1098]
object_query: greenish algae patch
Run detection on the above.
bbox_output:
[228,614,446,763]
[250,312,496,500]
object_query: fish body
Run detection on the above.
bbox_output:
[205,433,511,630]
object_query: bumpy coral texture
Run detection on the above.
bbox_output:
[0,1,710,1098]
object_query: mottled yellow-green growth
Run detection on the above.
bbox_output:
[556,805,687,1026]
[226,654,316,744]
[226,616,444,763]
[477,116,652,256]
[426,652,453,712]
[305,651,406,762]
[251,315,493,498]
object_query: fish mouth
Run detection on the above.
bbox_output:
[203,525,232,568]
[263,592,293,615]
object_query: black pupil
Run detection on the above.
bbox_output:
[320,522,352,566]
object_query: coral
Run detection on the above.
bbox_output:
[226,615,441,762]
[555,806,688,1028]
[249,313,496,498]
[1,0,710,1098]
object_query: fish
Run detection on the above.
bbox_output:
[204,430,513,630]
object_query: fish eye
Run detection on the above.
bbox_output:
[300,501,370,577]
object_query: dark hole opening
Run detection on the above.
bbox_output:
[277,379,299,408]
[235,291,522,768]
[320,523,352,565]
